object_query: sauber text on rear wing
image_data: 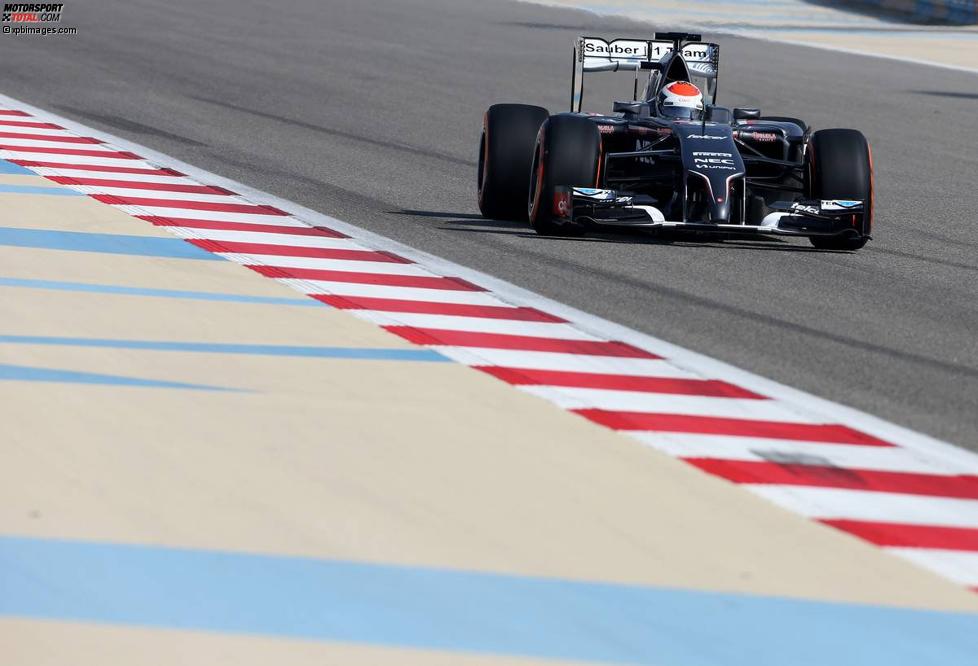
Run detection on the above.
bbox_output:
[571,35,720,112]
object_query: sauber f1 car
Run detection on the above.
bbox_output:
[477,32,874,250]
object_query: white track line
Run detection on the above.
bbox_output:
[109,206,289,223]
[0,125,77,137]
[749,486,978,529]
[220,255,433,275]
[520,386,813,421]
[438,347,699,377]
[353,311,600,339]
[30,168,193,183]
[0,151,144,166]
[633,433,978,475]
[163,228,356,246]
[287,280,501,305]
[889,549,978,587]
[64,186,237,203]
[0,136,104,148]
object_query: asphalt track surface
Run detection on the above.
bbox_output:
[2,0,976,448]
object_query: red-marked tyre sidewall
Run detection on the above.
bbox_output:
[527,114,600,236]
[528,123,547,224]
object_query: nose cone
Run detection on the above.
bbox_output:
[710,192,731,222]
[678,127,745,223]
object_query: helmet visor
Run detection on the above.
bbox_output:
[660,105,701,120]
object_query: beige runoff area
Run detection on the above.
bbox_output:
[0,618,602,666]
[787,32,978,70]
[525,0,978,73]
[2,174,978,663]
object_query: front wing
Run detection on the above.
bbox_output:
[556,187,870,239]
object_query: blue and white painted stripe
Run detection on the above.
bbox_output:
[0,276,321,306]
[3,536,977,665]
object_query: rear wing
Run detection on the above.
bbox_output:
[571,34,719,112]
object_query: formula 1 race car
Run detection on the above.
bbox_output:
[477,32,873,250]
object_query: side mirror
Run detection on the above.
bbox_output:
[705,105,732,123]
[734,107,762,120]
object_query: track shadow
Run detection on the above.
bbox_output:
[391,209,528,234]
[910,90,978,100]
[395,209,492,221]
[393,209,671,243]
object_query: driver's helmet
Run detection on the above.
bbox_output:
[657,81,704,120]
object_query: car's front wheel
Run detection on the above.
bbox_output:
[528,114,601,236]
[478,103,549,221]
[806,128,873,251]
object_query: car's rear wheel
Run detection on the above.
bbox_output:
[478,103,549,221]
[528,114,601,236]
[806,128,873,251]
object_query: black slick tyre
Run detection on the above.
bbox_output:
[806,129,874,251]
[528,114,601,236]
[478,104,549,221]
